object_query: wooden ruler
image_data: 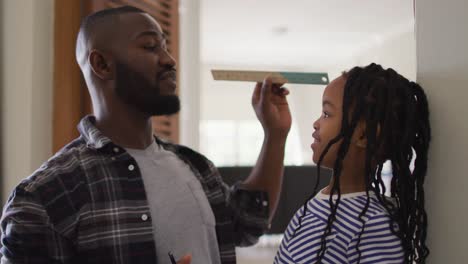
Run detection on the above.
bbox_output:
[211,70,329,85]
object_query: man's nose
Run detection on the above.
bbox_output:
[160,49,176,67]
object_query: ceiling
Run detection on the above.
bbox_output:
[200,0,414,68]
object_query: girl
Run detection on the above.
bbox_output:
[274,63,430,264]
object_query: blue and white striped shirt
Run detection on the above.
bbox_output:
[274,190,404,264]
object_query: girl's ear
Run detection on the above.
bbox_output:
[353,121,367,149]
[353,121,381,149]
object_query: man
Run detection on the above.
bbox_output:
[0,6,291,264]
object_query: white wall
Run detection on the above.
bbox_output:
[416,0,468,261]
[0,0,54,202]
[353,30,416,81]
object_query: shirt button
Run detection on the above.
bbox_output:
[128,164,135,171]
[141,214,148,221]
[113,147,120,153]
[111,157,116,161]
[262,200,269,207]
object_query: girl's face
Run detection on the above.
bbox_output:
[311,76,346,168]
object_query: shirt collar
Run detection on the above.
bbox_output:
[78,115,172,151]
[77,115,113,149]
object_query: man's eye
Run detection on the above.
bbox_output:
[144,45,158,51]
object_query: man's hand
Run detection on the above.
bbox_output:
[252,77,292,139]
[243,76,292,222]
[176,254,192,264]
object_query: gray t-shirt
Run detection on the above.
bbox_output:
[125,141,221,264]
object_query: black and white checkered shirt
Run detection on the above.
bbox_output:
[0,115,269,264]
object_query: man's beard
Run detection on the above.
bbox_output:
[114,61,180,116]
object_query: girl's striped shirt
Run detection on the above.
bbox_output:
[274,190,404,264]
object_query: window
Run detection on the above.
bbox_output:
[200,120,303,166]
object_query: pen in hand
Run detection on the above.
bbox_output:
[169,251,192,264]
[168,251,176,264]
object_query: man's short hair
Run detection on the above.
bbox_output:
[76,6,146,66]
[79,5,145,44]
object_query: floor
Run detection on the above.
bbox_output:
[236,234,283,264]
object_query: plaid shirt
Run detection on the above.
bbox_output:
[0,116,269,264]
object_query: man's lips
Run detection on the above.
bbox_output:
[158,70,176,80]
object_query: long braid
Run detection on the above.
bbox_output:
[344,65,383,263]
[290,135,342,238]
[410,82,431,261]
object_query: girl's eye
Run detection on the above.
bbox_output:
[322,111,330,118]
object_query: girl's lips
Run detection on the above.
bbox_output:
[312,131,320,141]
[312,131,320,149]
[311,140,319,150]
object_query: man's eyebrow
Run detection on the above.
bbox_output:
[134,30,166,40]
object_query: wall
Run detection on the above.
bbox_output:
[179,0,201,150]
[0,0,54,202]
[354,30,416,81]
[416,0,468,261]
[0,0,4,201]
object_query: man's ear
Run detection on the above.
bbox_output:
[89,49,114,80]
